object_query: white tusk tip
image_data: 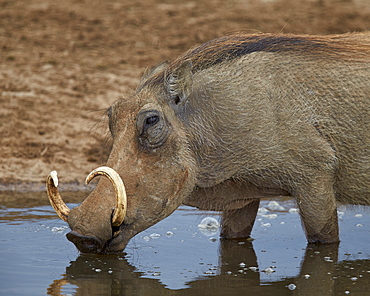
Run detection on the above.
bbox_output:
[50,170,59,187]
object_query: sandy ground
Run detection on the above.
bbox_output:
[1,0,370,189]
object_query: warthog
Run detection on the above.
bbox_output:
[47,33,370,254]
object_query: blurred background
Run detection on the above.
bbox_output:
[1,0,370,185]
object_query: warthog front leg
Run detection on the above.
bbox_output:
[220,199,260,239]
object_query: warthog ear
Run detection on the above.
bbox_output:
[140,61,169,85]
[165,59,193,106]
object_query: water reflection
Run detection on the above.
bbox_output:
[48,241,370,296]
[1,190,370,295]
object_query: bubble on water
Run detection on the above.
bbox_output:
[198,217,219,229]
[263,267,275,274]
[166,231,174,237]
[287,284,296,290]
[260,222,271,228]
[257,207,269,215]
[208,237,217,243]
[304,274,310,279]
[108,270,113,274]
[280,221,286,225]
[337,211,345,219]
[350,277,358,281]
[198,217,220,236]
[354,214,363,218]
[261,214,278,219]
[239,262,246,268]
[345,291,350,294]
[51,226,68,233]
[149,233,161,239]
[267,201,286,211]
[205,270,215,275]
[324,257,333,262]
[289,208,299,214]
[95,269,101,273]
[249,266,258,272]
[143,236,150,242]
[356,224,363,227]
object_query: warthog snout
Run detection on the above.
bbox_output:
[47,166,127,254]
[66,231,104,254]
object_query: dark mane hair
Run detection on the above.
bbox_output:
[139,33,370,89]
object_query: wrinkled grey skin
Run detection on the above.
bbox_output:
[66,33,370,254]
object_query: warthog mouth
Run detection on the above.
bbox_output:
[46,166,127,253]
[66,231,105,254]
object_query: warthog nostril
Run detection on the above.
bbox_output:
[66,231,104,254]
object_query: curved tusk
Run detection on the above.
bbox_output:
[85,166,127,227]
[46,171,70,222]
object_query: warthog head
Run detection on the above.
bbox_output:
[47,69,198,253]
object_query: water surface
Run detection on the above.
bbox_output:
[1,191,370,295]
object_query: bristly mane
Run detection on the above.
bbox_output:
[175,34,323,72]
[139,33,370,90]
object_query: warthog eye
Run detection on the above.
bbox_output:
[145,115,159,128]
[137,109,170,149]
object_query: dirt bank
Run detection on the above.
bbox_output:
[1,0,370,188]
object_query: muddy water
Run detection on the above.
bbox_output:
[1,191,370,295]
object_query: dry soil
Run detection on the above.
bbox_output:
[1,0,370,189]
